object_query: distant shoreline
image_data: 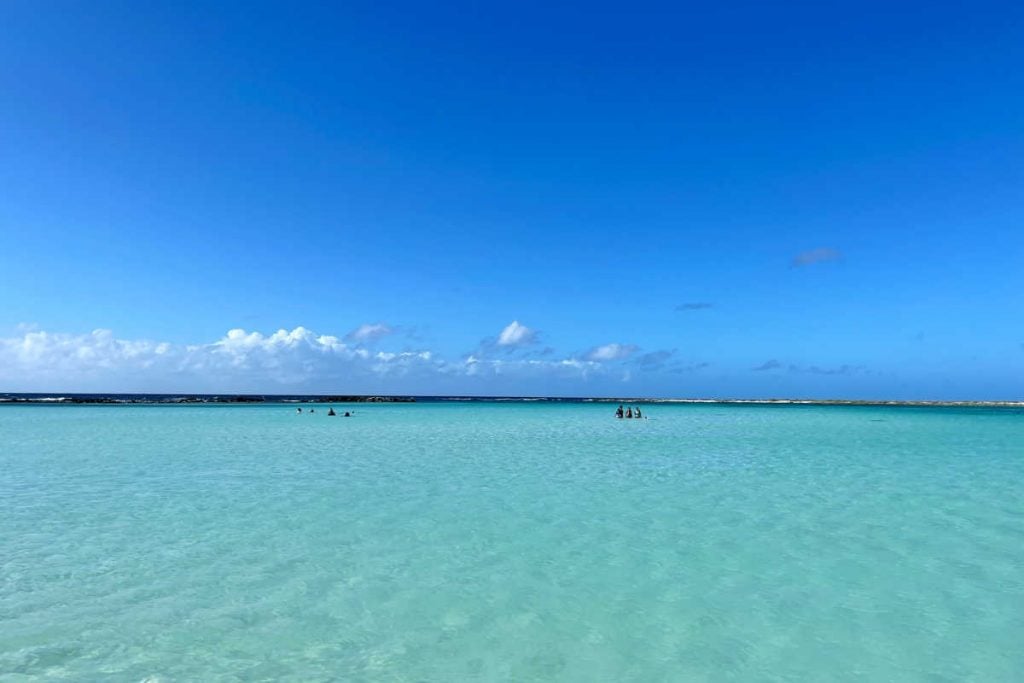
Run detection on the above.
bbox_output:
[1,393,1022,407]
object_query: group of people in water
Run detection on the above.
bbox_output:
[297,407,351,417]
[615,404,645,419]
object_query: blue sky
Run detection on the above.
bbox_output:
[1,1,1023,398]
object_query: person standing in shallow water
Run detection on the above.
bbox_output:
[615,404,624,418]
[625,407,633,418]
[635,407,642,419]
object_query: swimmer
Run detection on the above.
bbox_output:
[635,407,642,419]
[344,411,351,417]
[297,407,302,414]
[625,407,633,418]
[615,404,624,418]
[327,407,336,416]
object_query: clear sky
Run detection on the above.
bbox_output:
[2,1,1023,398]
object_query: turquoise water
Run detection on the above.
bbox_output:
[2,403,1023,681]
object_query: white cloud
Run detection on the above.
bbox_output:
[497,320,536,347]
[0,326,442,392]
[0,326,616,393]
[344,323,394,343]
[3,329,168,373]
[585,343,638,362]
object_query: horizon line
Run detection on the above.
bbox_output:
[2,392,1022,407]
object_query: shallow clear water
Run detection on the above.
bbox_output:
[2,403,1023,681]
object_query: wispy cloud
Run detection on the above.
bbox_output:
[519,346,556,359]
[795,364,866,376]
[791,247,842,268]
[585,343,639,362]
[752,358,865,375]
[628,349,710,374]
[496,320,537,347]
[633,349,676,369]
[344,322,394,343]
[675,302,713,311]
[668,361,711,375]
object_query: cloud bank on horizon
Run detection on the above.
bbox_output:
[0,322,672,395]
[2,321,1020,400]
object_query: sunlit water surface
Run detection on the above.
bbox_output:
[2,403,1023,681]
